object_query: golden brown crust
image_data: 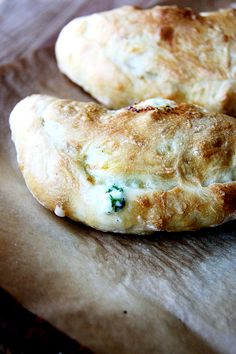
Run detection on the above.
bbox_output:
[10,95,236,234]
[56,6,236,115]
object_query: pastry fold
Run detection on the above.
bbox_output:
[10,95,236,233]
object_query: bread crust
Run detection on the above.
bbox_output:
[56,6,236,115]
[9,95,236,233]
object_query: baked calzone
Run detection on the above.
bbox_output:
[56,6,236,115]
[10,95,236,233]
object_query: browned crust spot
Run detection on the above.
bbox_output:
[211,184,236,214]
[159,26,174,42]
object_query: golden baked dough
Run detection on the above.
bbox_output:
[10,95,236,233]
[56,5,236,115]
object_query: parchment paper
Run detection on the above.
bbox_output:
[0,2,236,354]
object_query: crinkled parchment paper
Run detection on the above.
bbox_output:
[0,1,236,353]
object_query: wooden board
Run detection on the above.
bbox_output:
[0,287,92,353]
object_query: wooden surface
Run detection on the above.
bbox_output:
[0,287,92,354]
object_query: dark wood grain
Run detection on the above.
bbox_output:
[0,288,92,354]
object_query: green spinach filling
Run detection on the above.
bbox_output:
[106,185,126,212]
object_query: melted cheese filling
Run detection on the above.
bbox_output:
[132,97,177,109]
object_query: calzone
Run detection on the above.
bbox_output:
[56,6,236,115]
[10,96,236,233]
